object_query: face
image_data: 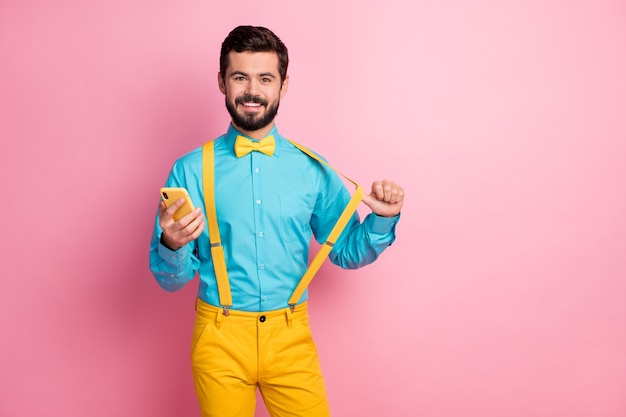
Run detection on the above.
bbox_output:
[219,51,289,138]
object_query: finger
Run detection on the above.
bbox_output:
[164,216,201,249]
[376,181,404,204]
[371,181,385,200]
[175,207,203,228]
[188,218,206,240]
[181,208,204,232]
[166,198,186,216]
[159,199,184,225]
[381,181,395,203]
[372,180,396,203]
[387,184,404,204]
[174,216,205,248]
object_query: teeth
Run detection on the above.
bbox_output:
[244,102,261,107]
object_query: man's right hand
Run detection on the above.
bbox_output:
[158,199,205,251]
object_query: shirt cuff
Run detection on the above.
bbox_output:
[367,212,400,235]
[158,235,189,266]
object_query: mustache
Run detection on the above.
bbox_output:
[235,95,268,106]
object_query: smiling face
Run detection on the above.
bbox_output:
[218,51,289,139]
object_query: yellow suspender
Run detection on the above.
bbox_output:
[202,140,364,313]
[285,140,364,307]
[202,141,232,312]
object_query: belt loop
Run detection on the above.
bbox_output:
[286,307,293,328]
[216,307,223,328]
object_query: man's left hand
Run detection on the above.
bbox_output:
[361,180,404,217]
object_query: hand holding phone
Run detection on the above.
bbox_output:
[158,187,204,251]
[160,187,195,222]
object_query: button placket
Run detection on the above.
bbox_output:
[252,161,266,274]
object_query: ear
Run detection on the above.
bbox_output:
[279,74,289,99]
[218,71,226,95]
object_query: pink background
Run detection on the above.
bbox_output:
[1,1,625,416]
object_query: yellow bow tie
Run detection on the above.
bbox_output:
[234,135,276,157]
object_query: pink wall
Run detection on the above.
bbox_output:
[2,1,625,416]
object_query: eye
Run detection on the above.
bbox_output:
[261,77,272,83]
[234,76,246,82]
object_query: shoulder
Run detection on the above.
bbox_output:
[173,133,229,165]
[171,145,202,169]
[277,138,345,195]
[278,136,331,165]
[169,133,230,176]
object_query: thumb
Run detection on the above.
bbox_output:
[360,192,402,217]
[360,192,378,209]
[361,192,388,213]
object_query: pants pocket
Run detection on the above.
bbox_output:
[190,314,212,357]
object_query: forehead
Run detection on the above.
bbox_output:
[225,51,280,76]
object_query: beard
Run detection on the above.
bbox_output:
[225,94,280,132]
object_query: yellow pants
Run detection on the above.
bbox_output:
[191,298,331,417]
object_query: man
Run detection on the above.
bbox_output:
[150,26,404,417]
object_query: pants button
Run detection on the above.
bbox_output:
[259,315,266,323]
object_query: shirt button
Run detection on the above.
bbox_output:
[256,199,261,204]
[255,168,260,173]
[259,315,266,322]
[259,264,265,269]
[258,231,264,237]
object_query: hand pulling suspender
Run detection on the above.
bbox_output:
[202,140,364,315]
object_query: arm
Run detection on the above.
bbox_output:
[312,176,404,269]
[332,179,404,268]
[149,196,206,292]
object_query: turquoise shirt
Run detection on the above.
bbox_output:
[149,124,399,312]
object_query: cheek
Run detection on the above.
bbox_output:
[224,83,243,99]
[268,87,284,102]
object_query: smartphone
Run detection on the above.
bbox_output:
[160,187,195,221]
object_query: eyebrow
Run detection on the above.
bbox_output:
[229,70,277,79]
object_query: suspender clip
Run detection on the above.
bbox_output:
[222,306,231,317]
[289,304,295,313]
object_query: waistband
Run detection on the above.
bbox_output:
[195,297,308,328]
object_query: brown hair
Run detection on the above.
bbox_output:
[220,26,289,83]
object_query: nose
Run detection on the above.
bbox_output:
[245,79,259,95]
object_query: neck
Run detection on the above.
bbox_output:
[232,121,275,140]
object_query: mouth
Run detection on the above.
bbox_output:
[236,96,267,113]
[241,102,262,110]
